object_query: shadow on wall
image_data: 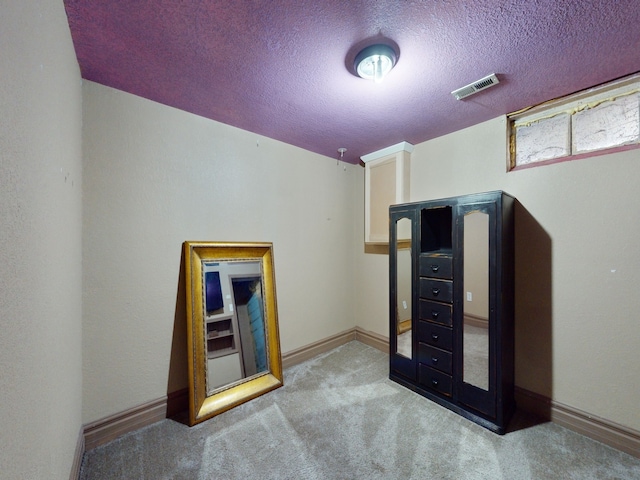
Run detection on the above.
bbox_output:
[514,201,553,419]
[167,247,189,418]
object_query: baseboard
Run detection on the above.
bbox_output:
[354,326,389,353]
[513,385,553,419]
[83,330,367,450]
[515,387,640,458]
[281,328,357,369]
[80,332,639,460]
[70,426,84,480]
[463,313,488,329]
[83,389,188,451]
[281,327,389,369]
[82,331,360,451]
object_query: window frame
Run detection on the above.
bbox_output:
[508,72,640,171]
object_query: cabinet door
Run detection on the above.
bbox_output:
[389,207,417,380]
[364,146,411,244]
[455,200,498,418]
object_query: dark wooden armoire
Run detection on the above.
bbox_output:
[389,191,515,433]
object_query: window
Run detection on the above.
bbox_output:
[509,73,640,170]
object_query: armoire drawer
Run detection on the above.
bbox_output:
[418,344,452,374]
[417,321,452,351]
[419,278,453,303]
[419,299,452,326]
[418,364,452,397]
[419,254,453,279]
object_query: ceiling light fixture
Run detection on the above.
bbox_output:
[354,44,398,83]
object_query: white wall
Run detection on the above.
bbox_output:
[355,115,640,432]
[0,2,83,479]
[81,81,360,423]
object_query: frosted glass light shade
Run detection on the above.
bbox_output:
[354,44,398,83]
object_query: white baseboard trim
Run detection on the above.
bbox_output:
[79,332,639,460]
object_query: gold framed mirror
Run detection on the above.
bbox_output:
[183,241,282,426]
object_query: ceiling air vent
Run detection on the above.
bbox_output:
[451,73,499,100]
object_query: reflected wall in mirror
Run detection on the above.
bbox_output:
[395,218,412,359]
[463,212,489,391]
[184,241,282,426]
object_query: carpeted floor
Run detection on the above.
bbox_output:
[80,341,640,479]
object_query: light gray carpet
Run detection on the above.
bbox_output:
[80,341,640,479]
[463,324,489,390]
[397,330,411,358]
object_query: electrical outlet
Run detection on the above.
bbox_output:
[402,300,407,309]
[466,292,472,301]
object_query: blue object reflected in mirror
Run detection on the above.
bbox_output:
[205,270,224,313]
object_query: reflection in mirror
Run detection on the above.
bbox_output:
[203,261,267,393]
[395,218,412,359]
[184,242,282,426]
[232,276,267,377]
[463,212,489,390]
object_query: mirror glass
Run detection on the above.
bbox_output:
[395,217,412,359]
[203,260,267,393]
[184,242,282,426]
[463,212,489,390]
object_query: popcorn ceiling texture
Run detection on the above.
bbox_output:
[63,0,640,163]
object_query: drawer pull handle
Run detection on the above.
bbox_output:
[431,311,439,318]
[432,288,440,296]
[431,333,439,341]
[431,379,439,387]
[431,265,439,273]
[431,357,439,364]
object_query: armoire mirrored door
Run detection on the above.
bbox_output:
[389,208,417,381]
[456,201,498,418]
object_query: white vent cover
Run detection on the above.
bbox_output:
[451,73,500,100]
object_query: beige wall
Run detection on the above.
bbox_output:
[0,2,83,479]
[81,81,360,423]
[3,4,639,471]
[463,212,489,320]
[356,115,640,432]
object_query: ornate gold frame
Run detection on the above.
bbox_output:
[183,241,283,426]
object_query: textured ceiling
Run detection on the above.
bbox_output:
[64,0,640,164]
